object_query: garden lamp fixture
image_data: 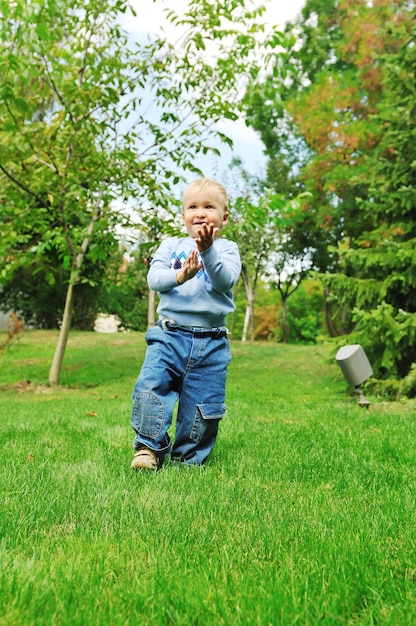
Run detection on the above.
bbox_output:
[335,344,373,408]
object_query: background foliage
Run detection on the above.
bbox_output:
[244,0,416,396]
[1,0,415,396]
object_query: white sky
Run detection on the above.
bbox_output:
[128,0,305,37]
[124,0,306,178]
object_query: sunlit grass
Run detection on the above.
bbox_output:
[0,331,415,625]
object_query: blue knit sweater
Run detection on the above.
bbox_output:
[148,236,241,328]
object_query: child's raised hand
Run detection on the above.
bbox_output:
[176,249,203,285]
[195,223,219,252]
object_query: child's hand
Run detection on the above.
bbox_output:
[195,223,219,252]
[176,249,203,285]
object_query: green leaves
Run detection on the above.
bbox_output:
[243,0,415,388]
[35,22,50,41]
[1,0,292,382]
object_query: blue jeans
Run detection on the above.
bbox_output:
[131,321,231,466]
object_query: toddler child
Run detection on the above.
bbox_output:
[130,177,241,469]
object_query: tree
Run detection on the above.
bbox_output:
[266,194,314,343]
[243,0,416,391]
[226,181,275,342]
[227,181,311,342]
[0,0,287,384]
[243,0,346,330]
[324,20,416,393]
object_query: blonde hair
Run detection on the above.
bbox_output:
[183,178,229,212]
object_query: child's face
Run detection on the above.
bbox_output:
[182,184,229,239]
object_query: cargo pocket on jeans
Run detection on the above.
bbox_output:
[132,392,164,438]
[190,403,226,443]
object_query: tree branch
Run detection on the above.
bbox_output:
[0,163,50,210]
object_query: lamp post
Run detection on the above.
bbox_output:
[335,344,373,408]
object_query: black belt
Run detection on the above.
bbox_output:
[158,319,228,338]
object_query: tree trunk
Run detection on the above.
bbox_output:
[49,279,74,385]
[281,298,288,343]
[249,296,255,341]
[242,304,251,342]
[325,299,338,338]
[241,266,255,342]
[48,211,99,385]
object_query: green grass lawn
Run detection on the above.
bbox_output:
[0,331,415,625]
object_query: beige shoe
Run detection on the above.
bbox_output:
[131,447,160,470]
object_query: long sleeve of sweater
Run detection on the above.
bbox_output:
[198,240,241,293]
[148,237,241,293]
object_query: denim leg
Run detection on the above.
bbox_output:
[172,335,231,465]
[131,326,180,457]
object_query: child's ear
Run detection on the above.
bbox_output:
[222,211,229,226]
